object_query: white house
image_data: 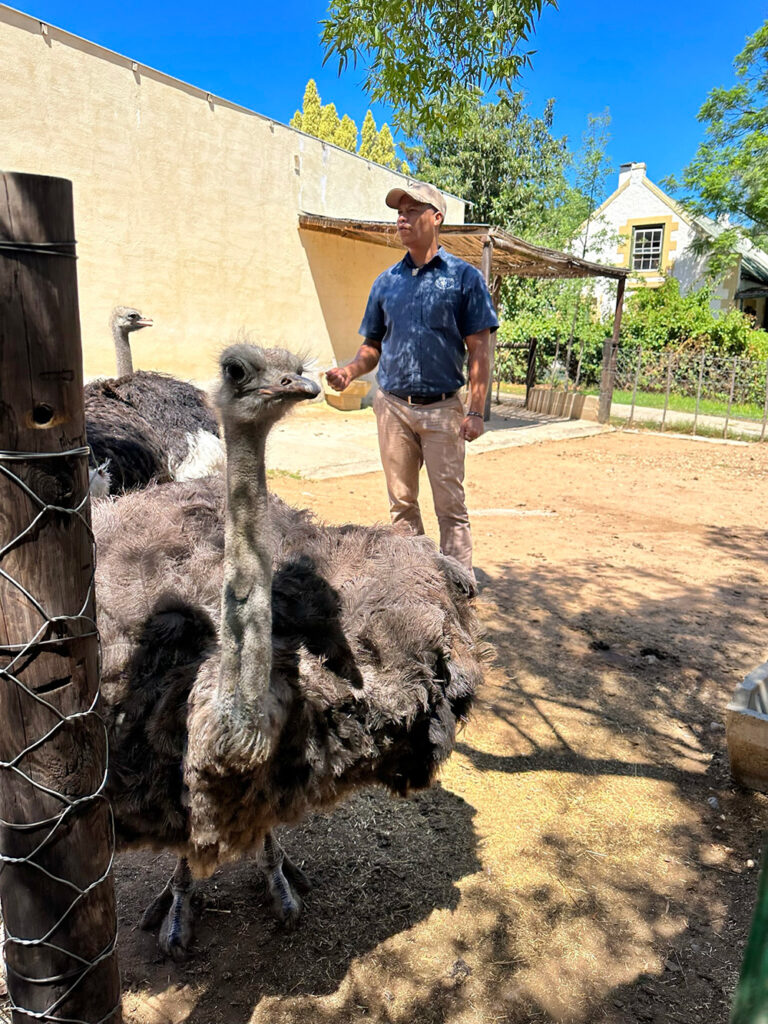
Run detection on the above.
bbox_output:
[574,162,768,327]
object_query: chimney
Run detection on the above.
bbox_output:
[618,162,647,188]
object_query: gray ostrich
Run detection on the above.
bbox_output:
[85,307,224,493]
[94,344,486,958]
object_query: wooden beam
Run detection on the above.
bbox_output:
[0,172,121,1023]
[297,215,630,282]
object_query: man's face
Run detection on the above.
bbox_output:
[396,199,441,249]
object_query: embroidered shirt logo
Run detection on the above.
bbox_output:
[434,276,452,291]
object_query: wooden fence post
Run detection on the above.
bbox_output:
[597,276,626,425]
[0,173,121,1022]
[525,337,539,407]
[481,238,495,422]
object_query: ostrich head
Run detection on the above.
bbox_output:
[217,344,319,429]
[111,306,154,376]
[111,306,154,335]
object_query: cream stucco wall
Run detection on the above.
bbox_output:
[0,5,465,381]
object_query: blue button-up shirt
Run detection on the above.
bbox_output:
[359,247,499,394]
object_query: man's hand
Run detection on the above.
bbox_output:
[460,414,484,442]
[325,365,355,392]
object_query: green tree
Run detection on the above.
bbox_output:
[358,110,378,160]
[320,0,556,131]
[370,123,400,170]
[294,79,323,138]
[318,101,341,143]
[406,89,571,243]
[290,81,410,167]
[559,110,615,385]
[664,21,768,278]
[569,110,614,256]
[335,113,358,151]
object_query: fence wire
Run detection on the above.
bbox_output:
[0,447,119,1024]
[613,347,768,440]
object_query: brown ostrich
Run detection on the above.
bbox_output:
[94,343,486,958]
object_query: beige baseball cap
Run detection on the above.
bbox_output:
[385,180,447,218]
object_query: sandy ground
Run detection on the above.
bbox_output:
[5,415,768,1024]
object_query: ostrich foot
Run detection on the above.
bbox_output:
[258,833,307,930]
[142,858,196,960]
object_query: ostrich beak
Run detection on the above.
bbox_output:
[136,318,154,329]
[259,375,320,401]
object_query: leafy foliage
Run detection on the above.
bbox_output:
[495,278,768,391]
[495,289,611,386]
[290,80,322,136]
[663,20,768,278]
[320,0,557,132]
[318,101,341,142]
[621,277,768,358]
[290,79,405,170]
[571,110,614,257]
[336,114,358,151]
[358,110,378,161]
[406,89,573,243]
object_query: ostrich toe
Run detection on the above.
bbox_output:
[139,884,173,931]
[283,852,311,893]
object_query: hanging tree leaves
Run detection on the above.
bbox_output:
[664,20,768,279]
[320,0,557,131]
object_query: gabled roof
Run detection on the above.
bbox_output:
[583,168,768,285]
[581,173,697,235]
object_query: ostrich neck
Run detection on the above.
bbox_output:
[218,423,273,712]
[113,325,133,377]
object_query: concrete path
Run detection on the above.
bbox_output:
[266,397,611,480]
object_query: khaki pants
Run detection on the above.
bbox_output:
[373,389,472,571]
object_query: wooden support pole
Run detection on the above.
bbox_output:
[480,238,495,422]
[597,276,626,424]
[0,173,121,1023]
[525,337,539,407]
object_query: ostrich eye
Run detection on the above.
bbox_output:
[223,360,247,384]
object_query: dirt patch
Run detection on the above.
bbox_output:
[6,429,767,1024]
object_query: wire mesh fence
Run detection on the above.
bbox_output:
[613,346,768,441]
[493,335,606,398]
[493,335,768,441]
[0,447,119,1024]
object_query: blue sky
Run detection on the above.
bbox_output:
[9,0,766,197]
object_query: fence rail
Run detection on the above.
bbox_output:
[493,339,768,441]
[614,347,768,441]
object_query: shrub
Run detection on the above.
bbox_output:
[621,277,768,357]
[496,310,610,387]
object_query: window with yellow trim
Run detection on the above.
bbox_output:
[631,224,664,271]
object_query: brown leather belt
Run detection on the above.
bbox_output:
[385,389,457,405]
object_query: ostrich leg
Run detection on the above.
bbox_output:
[140,857,195,960]
[257,832,310,929]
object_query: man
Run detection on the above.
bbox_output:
[326,180,498,577]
